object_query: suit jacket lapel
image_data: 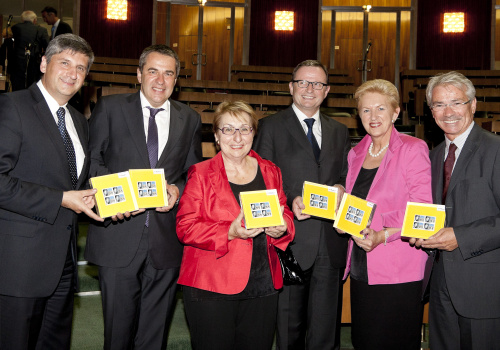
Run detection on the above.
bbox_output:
[447,124,481,199]
[208,153,241,218]
[431,143,445,204]
[283,107,317,161]
[122,92,150,168]
[157,99,183,167]
[369,127,402,192]
[67,104,90,189]
[30,85,70,179]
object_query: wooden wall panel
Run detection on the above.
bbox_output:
[400,11,411,74]
[170,5,199,80]
[233,7,244,67]
[202,7,231,80]
[496,9,500,68]
[322,0,410,6]
[321,10,332,68]
[334,12,364,87]
[367,12,397,83]
[156,2,167,44]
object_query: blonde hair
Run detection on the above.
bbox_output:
[354,79,400,111]
[213,101,258,134]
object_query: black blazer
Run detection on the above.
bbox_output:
[85,92,202,270]
[253,106,350,269]
[0,84,90,297]
[54,21,72,37]
[430,123,500,319]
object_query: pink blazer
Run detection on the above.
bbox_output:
[343,127,432,285]
[176,150,295,294]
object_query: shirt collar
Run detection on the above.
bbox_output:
[292,103,320,124]
[139,91,170,113]
[37,80,68,115]
[445,121,474,151]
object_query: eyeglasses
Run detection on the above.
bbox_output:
[218,125,253,135]
[291,80,328,90]
[430,100,471,111]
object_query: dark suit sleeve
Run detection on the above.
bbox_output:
[454,144,500,259]
[0,94,62,223]
[88,97,113,177]
[38,27,49,52]
[338,125,350,188]
[177,109,202,196]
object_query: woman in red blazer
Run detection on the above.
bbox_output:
[176,101,295,350]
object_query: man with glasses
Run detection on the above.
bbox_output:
[254,59,350,349]
[411,71,500,348]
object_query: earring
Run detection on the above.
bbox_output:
[392,120,395,123]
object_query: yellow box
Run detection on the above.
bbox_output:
[401,202,446,239]
[240,189,284,229]
[90,171,138,218]
[301,181,338,220]
[128,169,168,209]
[333,193,376,238]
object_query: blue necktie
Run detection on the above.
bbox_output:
[56,107,78,189]
[51,26,56,39]
[145,107,164,227]
[304,118,320,161]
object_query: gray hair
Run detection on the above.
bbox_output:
[292,59,328,83]
[44,34,94,73]
[21,11,37,23]
[426,71,476,106]
[139,45,180,78]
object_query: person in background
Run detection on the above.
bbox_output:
[10,10,49,91]
[41,6,73,40]
[177,101,295,350]
[341,79,432,349]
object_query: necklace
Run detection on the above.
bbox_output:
[368,142,389,158]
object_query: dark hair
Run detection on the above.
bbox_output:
[139,45,180,77]
[291,60,328,83]
[45,34,94,73]
[41,6,57,16]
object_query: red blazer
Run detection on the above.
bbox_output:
[176,150,295,294]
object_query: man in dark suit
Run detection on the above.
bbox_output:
[412,71,500,348]
[254,60,350,350]
[41,6,73,40]
[0,34,101,349]
[10,10,49,91]
[86,44,202,349]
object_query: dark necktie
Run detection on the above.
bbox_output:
[146,107,164,168]
[145,107,164,227]
[56,107,78,189]
[442,143,457,204]
[304,118,320,161]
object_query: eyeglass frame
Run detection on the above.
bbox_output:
[217,125,254,136]
[430,99,472,111]
[291,80,328,90]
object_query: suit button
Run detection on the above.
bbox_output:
[67,225,73,230]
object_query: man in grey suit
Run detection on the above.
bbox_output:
[86,45,202,349]
[10,10,49,91]
[412,71,500,348]
[254,60,350,349]
[0,34,101,349]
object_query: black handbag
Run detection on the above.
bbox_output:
[275,245,305,285]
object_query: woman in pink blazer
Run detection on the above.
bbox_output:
[341,80,432,350]
[176,101,295,350]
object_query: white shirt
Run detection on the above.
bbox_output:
[52,19,60,39]
[37,80,85,177]
[292,104,322,148]
[444,121,475,173]
[140,91,170,163]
